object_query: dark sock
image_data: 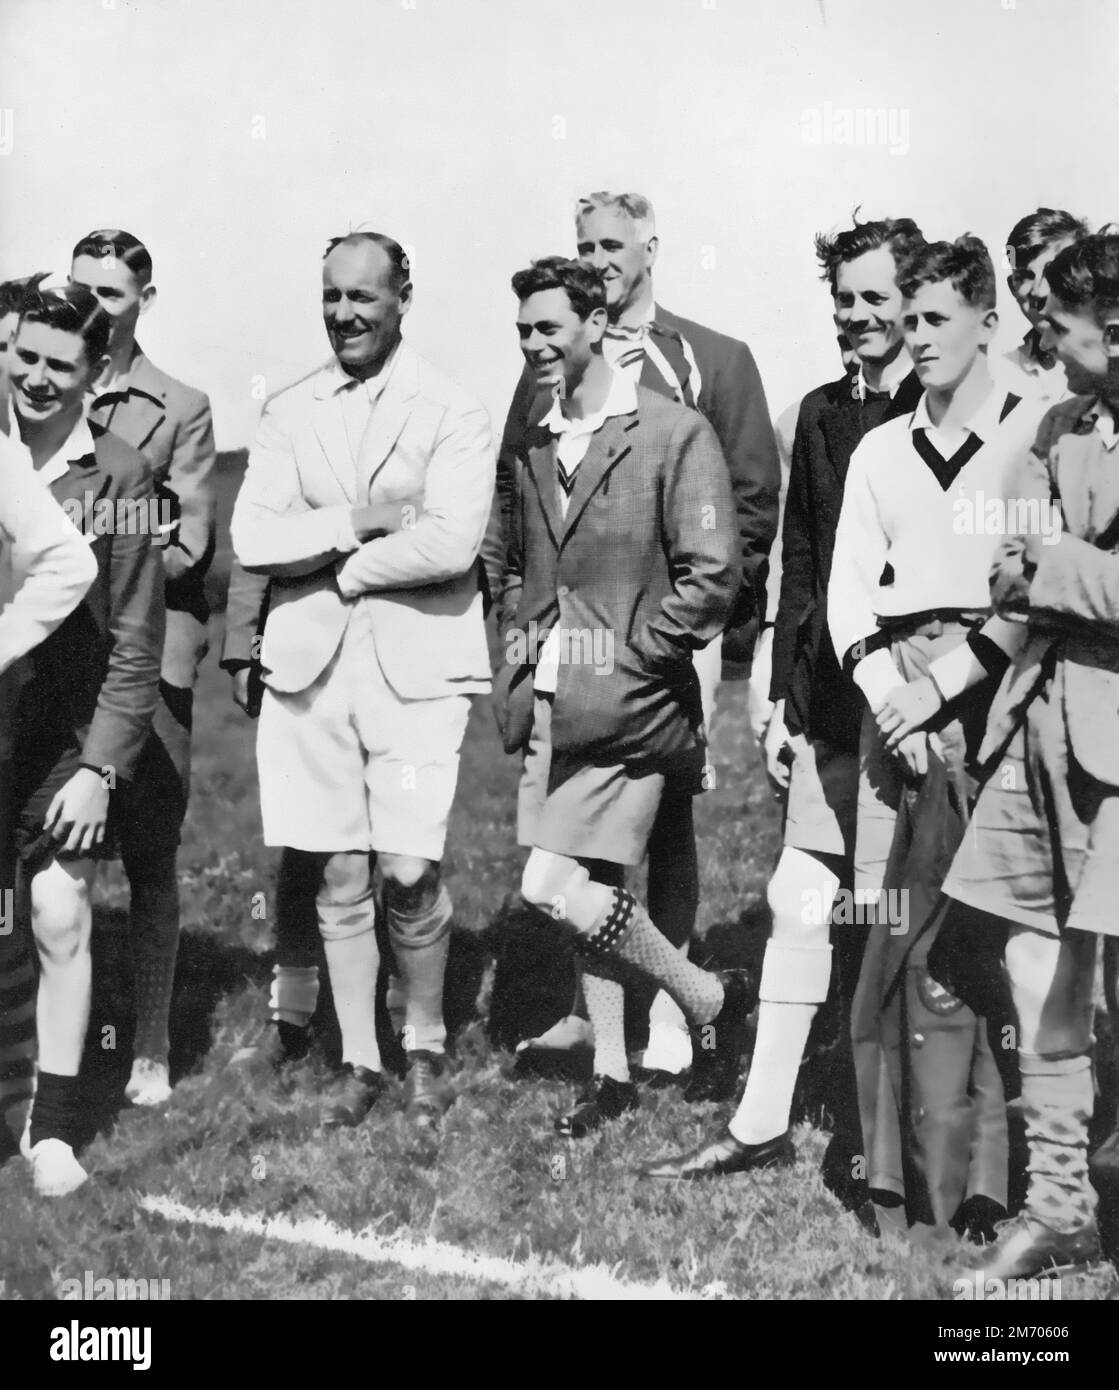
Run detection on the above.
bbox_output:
[126,859,180,1062]
[29,1071,81,1148]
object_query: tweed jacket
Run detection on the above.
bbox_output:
[20,421,165,781]
[482,304,778,645]
[230,342,494,699]
[493,383,739,787]
[89,346,216,689]
[770,369,923,750]
[981,394,1119,785]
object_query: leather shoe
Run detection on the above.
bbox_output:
[404,1051,454,1125]
[683,969,757,1103]
[961,1213,1100,1283]
[323,1064,384,1128]
[639,1125,795,1179]
[555,1074,638,1138]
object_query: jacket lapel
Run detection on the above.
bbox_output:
[525,425,563,549]
[311,389,360,503]
[355,344,419,497]
[560,413,637,540]
[91,351,166,454]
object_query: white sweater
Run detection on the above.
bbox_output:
[828,384,1047,710]
[0,431,97,675]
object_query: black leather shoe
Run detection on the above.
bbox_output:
[323,1064,384,1128]
[639,1125,796,1179]
[403,1051,454,1125]
[631,1065,685,1091]
[683,969,757,1103]
[555,1075,639,1138]
[820,1134,871,1212]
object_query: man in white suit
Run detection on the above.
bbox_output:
[231,232,495,1129]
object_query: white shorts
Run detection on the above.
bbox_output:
[257,609,472,858]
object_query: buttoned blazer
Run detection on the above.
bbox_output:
[493,384,739,787]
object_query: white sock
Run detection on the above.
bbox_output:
[322,932,382,1073]
[728,939,833,1145]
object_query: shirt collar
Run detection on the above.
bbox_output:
[1089,398,1119,451]
[909,381,1008,446]
[855,349,911,402]
[541,368,637,437]
[313,342,402,402]
[35,412,96,487]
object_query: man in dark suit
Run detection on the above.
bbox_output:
[494,256,752,1136]
[641,215,926,1183]
[484,192,779,1089]
[6,282,164,1194]
[70,230,216,1107]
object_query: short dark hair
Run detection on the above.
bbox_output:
[0,272,48,317]
[511,256,606,320]
[815,212,925,294]
[18,282,112,364]
[1005,207,1089,272]
[71,228,153,286]
[323,232,410,290]
[898,235,997,311]
[1046,234,1119,318]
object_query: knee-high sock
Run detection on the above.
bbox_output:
[268,965,320,1028]
[124,853,180,1063]
[276,848,322,970]
[318,880,380,1073]
[0,944,36,1146]
[522,853,723,1024]
[583,958,630,1082]
[1019,1052,1097,1232]
[630,792,697,1048]
[387,882,452,1055]
[729,848,839,1145]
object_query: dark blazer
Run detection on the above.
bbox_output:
[771,370,923,749]
[21,424,165,781]
[493,385,739,789]
[89,346,216,688]
[482,303,778,647]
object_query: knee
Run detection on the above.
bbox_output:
[31,885,89,965]
[385,866,451,948]
[380,855,437,907]
[317,853,371,910]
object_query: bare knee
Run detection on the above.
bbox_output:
[318,852,371,905]
[382,857,440,914]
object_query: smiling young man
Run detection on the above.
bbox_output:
[997,209,1089,405]
[484,191,778,1093]
[231,232,494,1130]
[640,216,924,1186]
[6,282,164,1194]
[817,238,1049,1232]
[885,234,1119,1277]
[69,229,216,1107]
[493,256,751,1138]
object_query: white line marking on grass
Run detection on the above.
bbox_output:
[139,1195,712,1300]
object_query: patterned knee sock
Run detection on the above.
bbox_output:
[387,883,453,1056]
[0,951,36,1146]
[579,889,723,1025]
[582,962,630,1082]
[1019,1051,1097,1233]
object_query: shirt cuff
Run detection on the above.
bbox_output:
[852,647,905,711]
[927,642,984,704]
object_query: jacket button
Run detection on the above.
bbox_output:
[557,585,570,597]
[912,1033,925,1047]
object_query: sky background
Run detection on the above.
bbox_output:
[1,0,1115,448]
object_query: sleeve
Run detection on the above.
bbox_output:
[335,403,495,596]
[827,440,904,710]
[81,458,166,780]
[162,388,217,585]
[230,404,361,577]
[989,430,1065,621]
[480,364,535,612]
[702,341,780,628]
[220,558,270,670]
[631,411,740,672]
[768,400,813,704]
[0,448,98,674]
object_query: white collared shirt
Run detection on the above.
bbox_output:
[1091,397,1119,451]
[600,302,656,379]
[314,344,401,464]
[534,368,636,693]
[853,348,912,403]
[829,381,1049,709]
[996,335,1070,405]
[18,412,98,488]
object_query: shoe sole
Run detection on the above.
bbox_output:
[640,1143,797,1180]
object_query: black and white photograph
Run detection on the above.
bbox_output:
[2,0,1119,1331]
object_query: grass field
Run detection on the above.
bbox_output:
[1,459,1117,1302]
